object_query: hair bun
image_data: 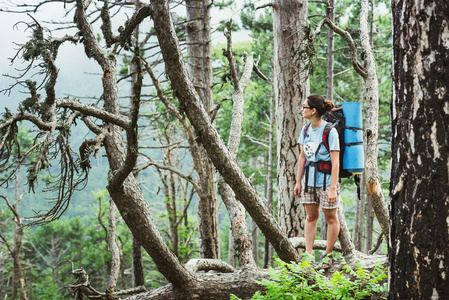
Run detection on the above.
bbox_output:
[324,99,335,111]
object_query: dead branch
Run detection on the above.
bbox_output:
[224,20,240,88]
[56,99,129,129]
[142,57,206,185]
[68,266,147,299]
[0,231,14,255]
[68,268,104,299]
[256,3,272,10]
[252,64,270,82]
[106,201,120,297]
[368,232,384,255]
[290,237,342,252]
[306,13,368,79]
[119,4,152,47]
[138,160,201,194]
[184,259,236,274]
[79,131,107,170]
[210,97,231,123]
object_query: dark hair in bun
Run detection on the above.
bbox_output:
[307,94,334,117]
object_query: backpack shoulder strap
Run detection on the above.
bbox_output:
[322,122,333,153]
[313,122,333,158]
[304,123,310,139]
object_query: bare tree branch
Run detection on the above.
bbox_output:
[185,259,236,274]
[0,231,14,255]
[138,160,201,194]
[56,99,129,129]
[369,232,384,255]
[224,20,240,88]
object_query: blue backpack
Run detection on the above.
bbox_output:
[303,107,363,192]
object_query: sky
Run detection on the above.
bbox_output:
[0,1,252,110]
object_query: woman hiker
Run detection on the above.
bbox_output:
[294,94,341,269]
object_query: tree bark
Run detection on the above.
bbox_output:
[0,175,28,300]
[325,0,335,101]
[13,224,28,300]
[263,89,275,269]
[337,205,357,264]
[126,269,270,300]
[359,0,390,241]
[390,0,449,298]
[132,236,145,287]
[151,0,301,263]
[74,0,194,288]
[251,218,259,266]
[289,237,341,252]
[186,0,220,260]
[364,189,374,253]
[106,200,120,299]
[218,44,256,268]
[130,2,145,284]
[272,0,309,239]
[0,251,5,299]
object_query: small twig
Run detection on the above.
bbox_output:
[210,97,231,123]
[256,3,272,10]
[252,64,270,82]
[138,160,201,193]
[368,232,384,255]
[224,19,240,88]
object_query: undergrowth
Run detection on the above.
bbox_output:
[231,258,387,300]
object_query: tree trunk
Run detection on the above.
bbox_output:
[74,0,194,288]
[12,223,28,300]
[251,217,259,266]
[4,174,28,300]
[126,269,270,300]
[218,48,256,268]
[227,229,235,267]
[0,251,5,299]
[320,212,328,241]
[162,131,179,257]
[106,200,120,299]
[130,2,145,284]
[359,0,390,241]
[273,0,309,239]
[389,0,449,298]
[325,0,334,101]
[132,236,145,287]
[263,89,275,268]
[151,0,301,263]
[353,179,365,252]
[364,190,374,253]
[186,0,220,260]
[337,205,357,264]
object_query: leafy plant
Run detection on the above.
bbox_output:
[32,283,63,300]
[231,258,387,299]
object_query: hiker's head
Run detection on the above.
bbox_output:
[306,95,334,117]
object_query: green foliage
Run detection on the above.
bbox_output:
[32,283,63,300]
[213,0,235,10]
[216,19,241,33]
[231,259,387,300]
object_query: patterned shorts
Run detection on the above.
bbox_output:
[299,184,341,210]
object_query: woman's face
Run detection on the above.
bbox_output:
[302,100,315,120]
